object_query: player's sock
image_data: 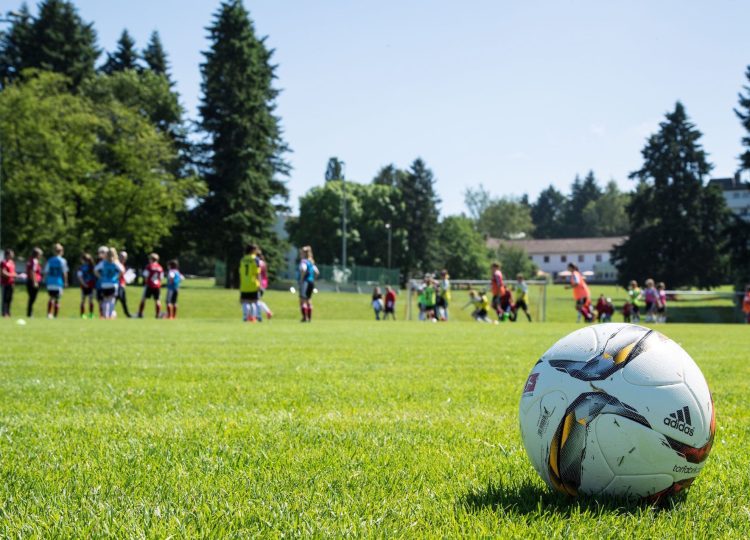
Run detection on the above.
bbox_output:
[300,305,306,321]
[242,302,250,321]
[172,305,177,319]
[54,302,59,317]
[155,301,161,318]
[307,304,313,321]
[138,301,145,318]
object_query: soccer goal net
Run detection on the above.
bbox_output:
[405,279,548,322]
[657,289,746,324]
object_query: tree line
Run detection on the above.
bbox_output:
[0,0,286,287]
[2,1,750,291]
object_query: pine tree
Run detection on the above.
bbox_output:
[734,65,750,171]
[324,157,344,182]
[372,164,405,187]
[0,3,33,85]
[143,31,169,77]
[101,29,139,74]
[198,0,289,287]
[396,158,440,276]
[26,0,99,88]
[612,102,729,288]
[563,171,602,236]
[531,185,567,238]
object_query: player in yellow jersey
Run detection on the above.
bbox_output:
[239,244,261,322]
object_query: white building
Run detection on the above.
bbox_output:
[487,236,626,282]
[708,176,750,221]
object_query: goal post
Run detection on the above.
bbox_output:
[406,279,548,322]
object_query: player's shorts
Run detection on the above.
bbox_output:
[516,299,528,312]
[575,297,589,308]
[143,287,160,301]
[101,285,118,298]
[47,288,62,299]
[240,291,259,302]
[424,304,436,312]
[475,308,488,319]
[491,294,501,311]
[299,281,315,300]
[81,287,94,297]
[167,289,179,304]
[632,304,640,314]
[657,306,666,314]
[385,302,395,314]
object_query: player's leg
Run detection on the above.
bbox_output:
[53,290,61,318]
[138,287,147,318]
[27,284,36,317]
[154,289,162,318]
[119,286,132,318]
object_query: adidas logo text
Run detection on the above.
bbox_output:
[663,406,694,436]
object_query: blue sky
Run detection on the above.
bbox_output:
[5,0,750,215]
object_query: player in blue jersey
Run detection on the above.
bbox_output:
[297,245,319,322]
[94,247,123,319]
[44,243,69,319]
[166,259,184,319]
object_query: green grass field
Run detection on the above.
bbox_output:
[1,282,748,537]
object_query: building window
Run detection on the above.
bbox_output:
[596,254,602,262]
[543,255,549,263]
[578,254,584,263]
[561,255,567,263]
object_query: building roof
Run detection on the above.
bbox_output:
[708,177,750,192]
[487,236,627,255]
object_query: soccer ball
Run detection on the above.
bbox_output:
[519,323,715,502]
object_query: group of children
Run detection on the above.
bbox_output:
[412,270,452,321]
[238,243,275,323]
[0,244,184,320]
[464,263,533,323]
[621,279,668,323]
[371,286,398,320]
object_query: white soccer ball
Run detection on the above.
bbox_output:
[519,323,715,502]
[289,286,296,294]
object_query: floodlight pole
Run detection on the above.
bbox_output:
[340,161,347,275]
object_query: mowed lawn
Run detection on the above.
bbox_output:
[1,285,749,536]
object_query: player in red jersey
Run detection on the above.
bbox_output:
[25,247,43,317]
[1,249,17,317]
[138,252,163,318]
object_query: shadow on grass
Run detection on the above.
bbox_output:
[461,480,687,517]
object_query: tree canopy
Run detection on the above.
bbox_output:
[612,102,729,288]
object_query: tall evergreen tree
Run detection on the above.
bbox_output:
[1,0,100,88]
[563,171,602,236]
[396,158,440,276]
[324,157,344,182]
[0,3,33,85]
[531,185,567,238]
[612,102,729,288]
[372,164,405,187]
[143,30,170,79]
[101,29,139,74]
[198,0,289,287]
[734,64,750,171]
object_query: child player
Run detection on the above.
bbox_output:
[77,253,96,319]
[436,269,451,321]
[25,247,43,317]
[422,277,437,321]
[297,246,319,323]
[139,253,164,318]
[166,260,184,319]
[627,280,642,323]
[656,282,667,323]
[384,286,397,320]
[490,262,505,322]
[95,248,123,319]
[44,243,69,319]
[513,274,532,322]
[239,244,261,322]
[465,289,493,323]
[1,249,16,317]
[255,249,273,321]
[372,286,384,320]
